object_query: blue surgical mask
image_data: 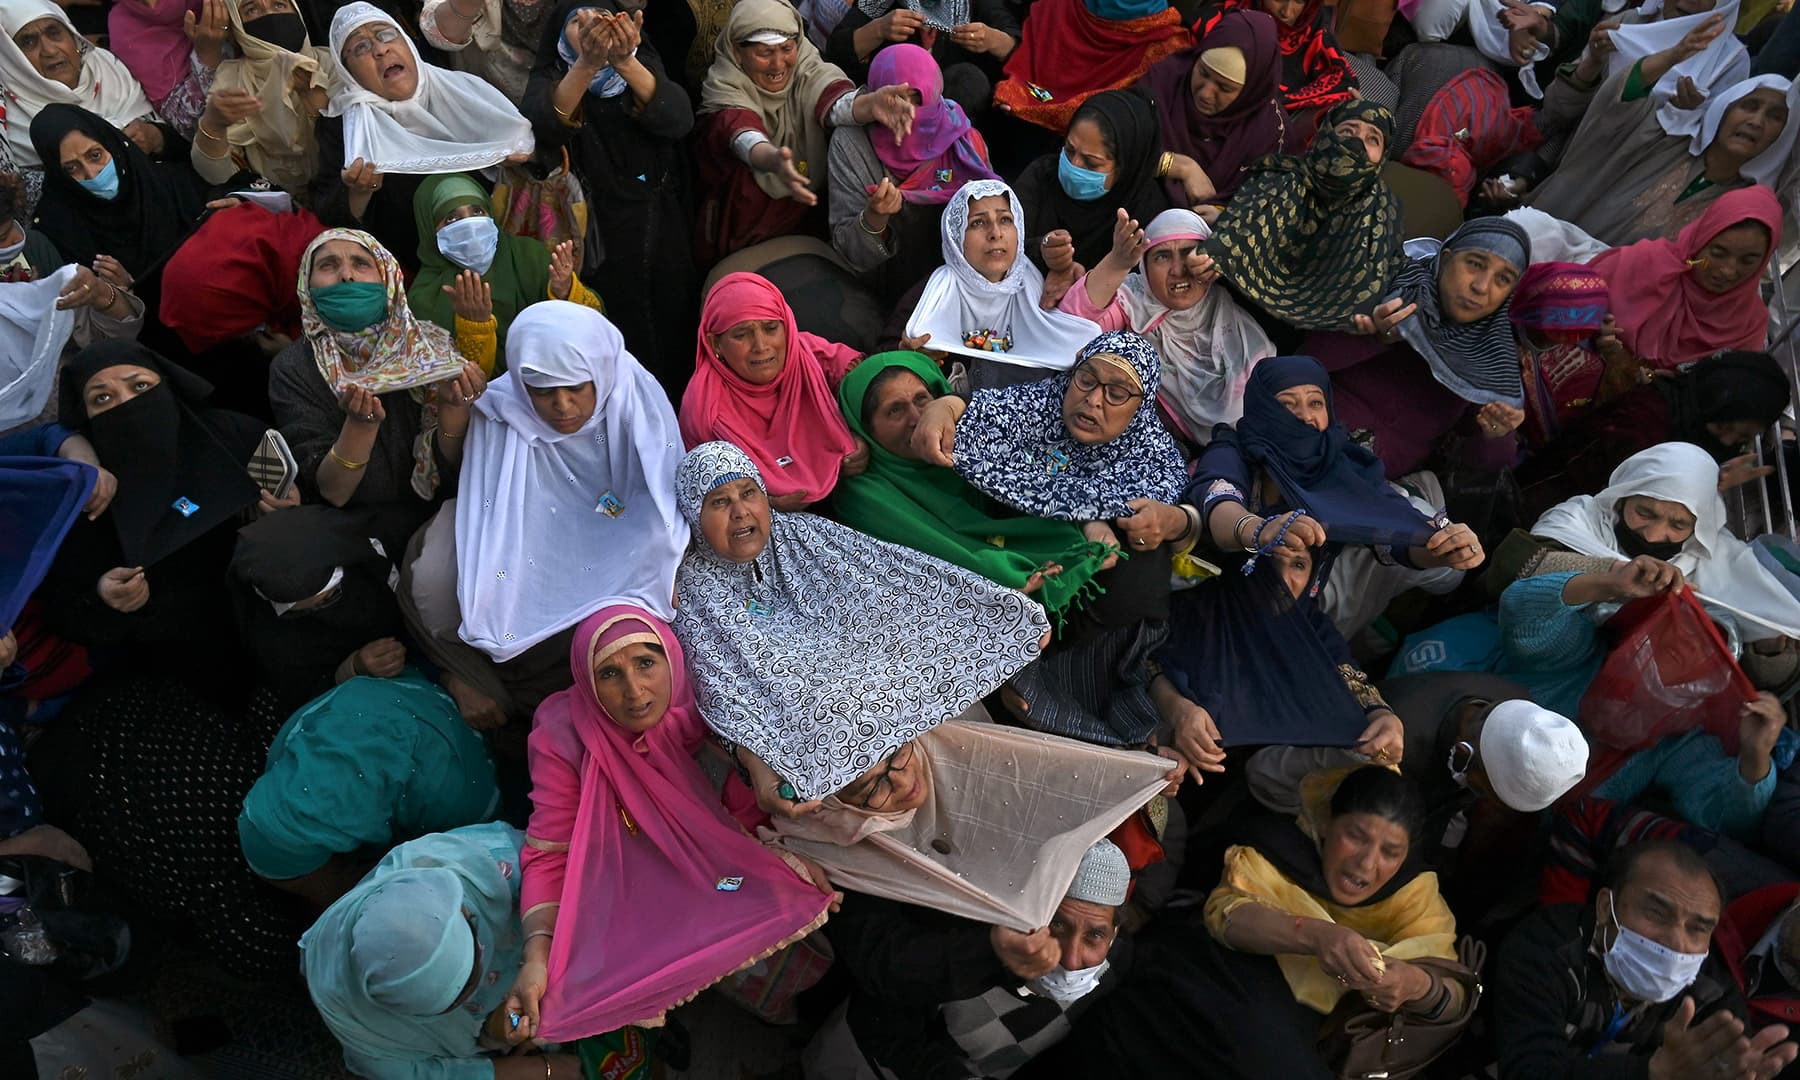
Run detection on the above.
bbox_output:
[437,215,500,275]
[78,158,121,201]
[1057,150,1110,202]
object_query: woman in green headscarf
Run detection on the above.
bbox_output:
[407,173,603,375]
[832,351,1113,627]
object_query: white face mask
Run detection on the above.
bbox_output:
[437,214,500,275]
[1026,959,1110,1004]
[1602,895,1708,1004]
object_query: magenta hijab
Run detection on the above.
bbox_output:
[867,44,1001,204]
[108,0,204,105]
[530,606,834,1041]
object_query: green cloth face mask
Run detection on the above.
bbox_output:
[311,280,389,332]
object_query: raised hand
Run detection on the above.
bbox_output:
[444,269,494,323]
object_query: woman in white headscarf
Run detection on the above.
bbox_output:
[300,822,580,1080]
[307,2,534,267]
[904,179,1103,392]
[1058,206,1274,447]
[0,0,171,209]
[189,0,336,192]
[1531,441,1800,642]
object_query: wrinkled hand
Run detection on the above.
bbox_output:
[876,6,925,41]
[1674,13,1727,62]
[911,396,961,466]
[1719,452,1775,491]
[1166,697,1228,778]
[256,485,301,515]
[339,385,387,428]
[865,83,917,144]
[185,0,231,68]
[548,239,576,300]
[866,175,904,219]
[503,960,547,1042]
[1103,207,1148,271]
[341,156,383,193]
[1424,521,1485,571]
[1607,554,1686,599]
[353,637,407,678]
[434,361,488,409]
[82,466,117,519]
[991,925,1060,981]
[1312,921,1387,990]
[97,566,149,613]
[841,435,871,477]
[92,254,132,290]
[1672,74,1706,112]
[1117,498,1187,550]
[1355,710,1405,764]
[444,269,494,323]
[769,146,817,206]
[1652,997,1798,1080]
[1351,297,1417,338]
[55,264,108,311]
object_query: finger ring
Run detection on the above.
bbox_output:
[364,412,375,420]
[1466,544,1476,555]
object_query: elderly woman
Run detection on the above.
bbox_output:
[269,229,485,521]
[400,302,688,729]
[308,2,534,268]
[28,104,205,280]
[1013,90,1173,275]
[827,43,1001,303]
[408,174,601,372]
[680,272,865,509]
[1204,99,1403,336]
[1586,186,1779,372]
[910,332,1188,744]
[1525,69,1797,247]
[0,0,177,210]
[993,0,1191,132]
[1138,10,1283,207]
[833,351,1115,627]
[190,0,336,193]
[694,0,915,264]
[300,822,581,1080]
[1314,217,1534,477]
[237,671,500,907]
[671,441,1046,811]
[523,0,697,386]
[1200,0,1359,151]
[903,180,1102,390]
[826,0,1019,113]
[1059,207,1274,446]
[503,605,835,1043]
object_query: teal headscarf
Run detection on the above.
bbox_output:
[301,822,525,1073]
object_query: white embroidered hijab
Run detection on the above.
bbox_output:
[1532,441,1800,641]
[323,2,533,173]
[455,302,688,661]
[906,180,1103,371]
[0,0,155,167]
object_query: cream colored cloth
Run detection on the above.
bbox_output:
[207,0,334,192]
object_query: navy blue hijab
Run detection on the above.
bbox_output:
[1219,356,1435,548]
[0,456,96,630]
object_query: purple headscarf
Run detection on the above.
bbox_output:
[1140,9,1284,204]
[868,44,1001,204]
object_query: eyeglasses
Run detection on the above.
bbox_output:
[846,743,916,811]
[343,25,401,62]
[1071,365,1144,408]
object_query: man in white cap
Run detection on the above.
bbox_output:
[803,839,1132,1080]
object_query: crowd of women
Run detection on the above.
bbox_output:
[6,0,1800,1074]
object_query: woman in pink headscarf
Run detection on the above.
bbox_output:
[828,43,1001,299]
[1586,185,1781,373]
[107,0,224,136]
[679,272,866,509]
[505,605,837,1043]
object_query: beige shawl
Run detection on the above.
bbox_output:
[211,0,334,193]
[699,0,850,200]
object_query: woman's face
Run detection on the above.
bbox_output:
[592,640,672,732]
[527,381,598,435]
[1693,222,1770,294]
[1437,249,1521,324]
[1189,58,1245,117]
[735,38,799,94]
[1144,238,1206,310]
[82,363,162,418]
[1261,0,1308,24]
[1333,117,1386,164]
[1712,88,1789,163]
[1706,418,1766,446]
[435,202,490,232]
[1062,118,1117,191]
[1619,494,1697,546]
[713,319,787,385]
[1274,381,1329,431]
[14,17,80,88]
[1319,810,1411,905]
[340,22,418,101]
[1275,545,1314,600]
[308,238,382,288]
[866,369,934,459]
[962,194,1018,283]
[57,131,110,183]
[239,0,298,19]
[699,477,771,562]
[833,740,930,813]
[1061,358,1141,444]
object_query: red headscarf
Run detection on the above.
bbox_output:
[993,0,1194,133]
[1587,186,1780,371]
[678,273,861,502]
[159,203,324,354]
